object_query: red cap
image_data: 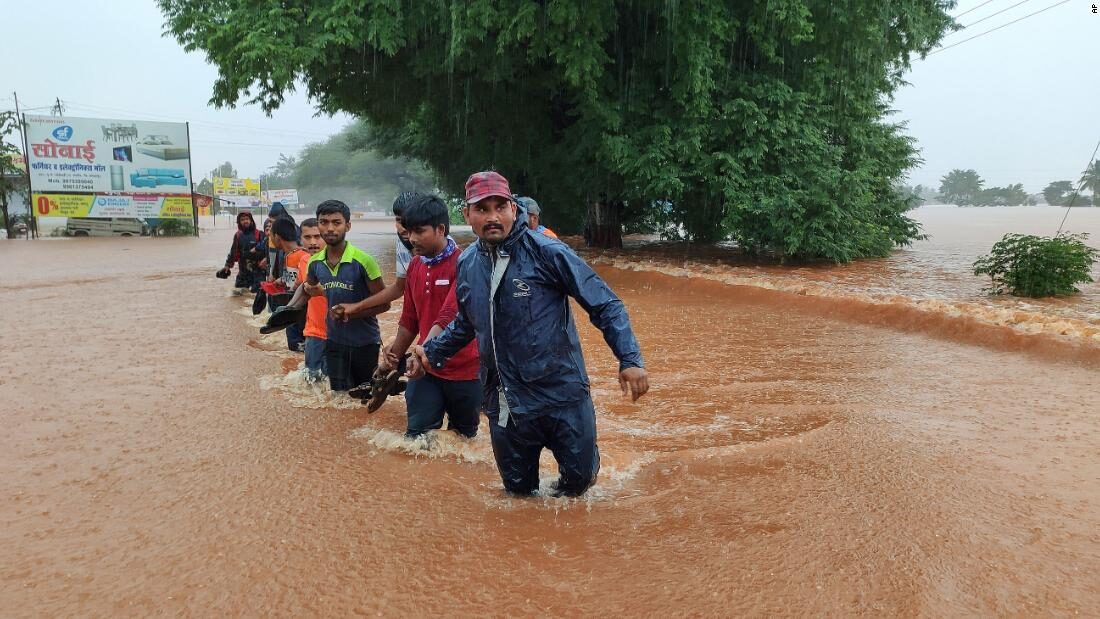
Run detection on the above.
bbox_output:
[464,171,512,205]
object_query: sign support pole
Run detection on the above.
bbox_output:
[184,122,198,237]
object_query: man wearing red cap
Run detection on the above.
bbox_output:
[410,171,649,497]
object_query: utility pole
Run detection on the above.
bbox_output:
[12,92,37,239]
[51,97,64,117]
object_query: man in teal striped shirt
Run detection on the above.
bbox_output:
[304,200,390,393]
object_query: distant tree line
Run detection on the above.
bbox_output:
[899,164,1100,207]
[196,122,436,213]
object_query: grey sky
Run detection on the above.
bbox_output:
[4,0,1098,193]
[893,0,1100,191]
[3,0,351,181]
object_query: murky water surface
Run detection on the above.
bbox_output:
[1,208,1097,616]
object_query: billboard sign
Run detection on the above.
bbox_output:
[193,193,214,216]
[213,177,261,210]
[213,177,261,196]
[262,188,299,206]
[25,114,194,219]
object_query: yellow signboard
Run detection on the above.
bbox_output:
[213,177,261,197]
[31,193,195,219]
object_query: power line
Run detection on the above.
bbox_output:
[960,0,1034,29]
[1057,138,1100,234]
[15,104,55,112]
[928,0,1071,56]
[955,0,999,18]
[192,139,313,148]
[64,100,332,141]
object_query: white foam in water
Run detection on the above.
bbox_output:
[582,451,657,501]
[351,419,659,507]
[236,288,661,504]
[352,425,496,464]
[259,364,365,410]
[235,305,269,328]
[257,330,289,349]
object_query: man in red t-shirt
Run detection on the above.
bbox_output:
[378,194,480,438]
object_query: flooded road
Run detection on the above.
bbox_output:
[1,208,1097,616]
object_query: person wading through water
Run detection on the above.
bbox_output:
[218,211,265,292]
[410,171,649,497]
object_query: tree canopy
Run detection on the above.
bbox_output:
[1042,180,1074,207]
[1080,161,1100,205]
[938,168,983,206]
[1,112,29,239]
[160,0,956,261]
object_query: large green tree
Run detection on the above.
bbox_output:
[1080,161,1100,207]
[291,122,435,209]
[1,112,29,239]
[973,183,1029,207]
[1042,180,1074,207]
[894,183,924,210]
[938,169,983,206]
[258,153,298,191]
[195,177,213,196]
[211,161,237,180]
[161,0,955,261]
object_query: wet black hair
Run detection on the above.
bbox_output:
[271,216,299,243]
[315,199,351,223]
[392,191,421,217]
[400,194,449,236]
[299,217,319,230]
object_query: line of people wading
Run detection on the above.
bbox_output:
[218,171,649,497]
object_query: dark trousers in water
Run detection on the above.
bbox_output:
[304,336,327,378]
[264,292,304,352]
[234,267,262,291]
[404,374,480,438]
[486,399,600,497]
[285,322,305,352]
[324,341,379,392]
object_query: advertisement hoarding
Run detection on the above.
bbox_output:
[213,177,262,211]
[262,188,299,206]
[25,114,194,219]
[213,177,260,196]
[193,193,214,216]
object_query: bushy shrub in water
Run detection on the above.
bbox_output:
[973,233,1098,297]
[158,219,195,237]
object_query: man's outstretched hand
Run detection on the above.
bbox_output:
[407,345,429,379]
[619,367,650,402]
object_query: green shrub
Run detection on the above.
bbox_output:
[973,233,1098,297]
[158,219,195,237]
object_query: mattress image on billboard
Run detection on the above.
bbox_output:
[130,168,188,188]
[135,134,189,160]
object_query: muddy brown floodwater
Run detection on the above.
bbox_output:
[1,207,1098,616]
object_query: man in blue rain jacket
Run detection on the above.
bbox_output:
[410,171,649,497]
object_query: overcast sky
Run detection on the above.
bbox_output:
[3,0,352,182]
[893,0,1100,191]
[4,0,1098,192]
